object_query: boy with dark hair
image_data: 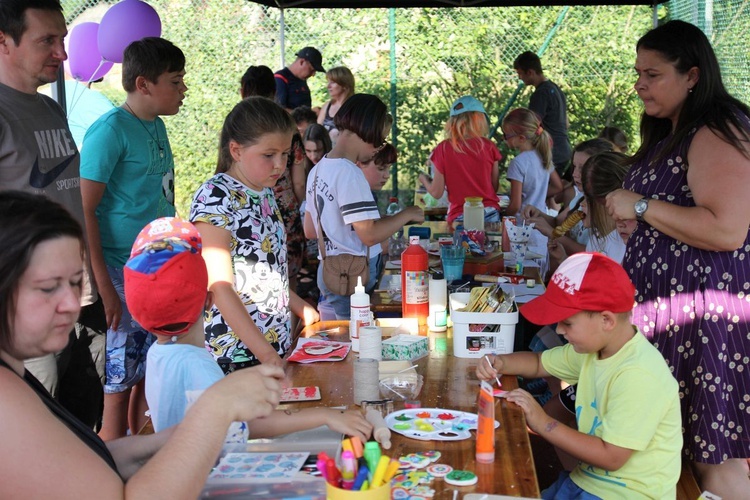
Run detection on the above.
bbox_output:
[292,105,318,137]
[513,50,571,176]
[126,217,371,442]
[477,252,682,499]
[80,36,187,440]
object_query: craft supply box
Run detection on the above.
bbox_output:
[449,292,518,358]
[381,334,429,361]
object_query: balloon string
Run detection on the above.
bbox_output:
[68,59,106,116]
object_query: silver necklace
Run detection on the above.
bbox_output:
[124,102,165,158]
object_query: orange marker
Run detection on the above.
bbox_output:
[350,435,364,458]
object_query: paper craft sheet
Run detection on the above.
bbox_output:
[208,452,309,482]
[281,386,321,402]
[287,338,351,363]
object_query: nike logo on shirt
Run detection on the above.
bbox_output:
[29,154,78,188]
[29,128,79,188]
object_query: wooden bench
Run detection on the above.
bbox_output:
[676,461,702,500]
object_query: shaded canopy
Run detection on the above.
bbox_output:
[248,0,664,8]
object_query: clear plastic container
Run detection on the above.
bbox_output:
[463,196,485,231]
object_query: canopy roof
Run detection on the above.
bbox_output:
[249,0,664,8]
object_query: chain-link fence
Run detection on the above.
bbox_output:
[59,1,748,214]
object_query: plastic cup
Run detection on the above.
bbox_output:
[509,239,528,268]
[440,244,465,282]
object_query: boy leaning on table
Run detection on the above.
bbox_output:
[123,217,372,442]
[477,252,682,499]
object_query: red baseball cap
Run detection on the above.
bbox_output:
[124,217,208,336]
[520,252,635,325]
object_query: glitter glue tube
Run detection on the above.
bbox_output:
[476,380,495,463]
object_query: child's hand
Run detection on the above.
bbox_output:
[547,240,567,268]
[504,388,550,433]
[257,348,286,371]
[521,205,540,221]
[525,216,553,237]
[323,409,373,443]
[476,354,504,381]
[300,304,320,326]
[403,206,425,225]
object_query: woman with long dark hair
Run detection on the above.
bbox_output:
[606,20,750,496]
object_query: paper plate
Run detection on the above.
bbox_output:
[304,345,334,356]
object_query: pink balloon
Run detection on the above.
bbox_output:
[65,22,113,82]
[98,0,162,63]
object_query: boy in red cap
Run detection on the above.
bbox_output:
[477,252,681,499]
[125,217,372,442]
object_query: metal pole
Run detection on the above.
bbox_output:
[652,4,658,27]
[389,7,398,197]
[279,8,286,69]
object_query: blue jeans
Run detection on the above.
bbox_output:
[542,472,602,500]
[316,253,381,320]
[454,207,501,223]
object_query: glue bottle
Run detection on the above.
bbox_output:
[401,235,429,326]
[349,276,371,352]
[428,272,447,332]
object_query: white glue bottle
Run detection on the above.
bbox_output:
[428,272,447,332]
[349,276,371,352]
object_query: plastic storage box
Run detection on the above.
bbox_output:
[449,292,518,358]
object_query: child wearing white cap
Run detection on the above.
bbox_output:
[477,252,682,499]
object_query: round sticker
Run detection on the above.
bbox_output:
[444,470,478,486]
[426,463,453,477]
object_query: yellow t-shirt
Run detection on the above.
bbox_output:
[542,329,682,499]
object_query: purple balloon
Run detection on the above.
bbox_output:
[98,0,162,63]
[66,22,113,82]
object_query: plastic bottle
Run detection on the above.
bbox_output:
[349,276,371,352]
[463,196,485,231]
[428,272,447,332]
[386,196,404,240]
[401,235,429,326]
[385,196,401,216]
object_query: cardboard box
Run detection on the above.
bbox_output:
[381,334,428,360]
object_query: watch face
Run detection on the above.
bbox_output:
[635,199,648,216]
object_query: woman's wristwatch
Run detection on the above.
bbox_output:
[634,197,650,221]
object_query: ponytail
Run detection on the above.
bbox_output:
[503,108,553,170]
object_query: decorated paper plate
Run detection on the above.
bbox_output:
[304,345,334,355]
[385,408,499,441]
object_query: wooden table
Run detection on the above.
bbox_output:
[284,322,541,499]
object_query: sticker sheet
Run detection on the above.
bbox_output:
[281,386,321,402]
[208,452,310,482]
[385,408,499,441]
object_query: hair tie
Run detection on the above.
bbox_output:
[535,125,543,136]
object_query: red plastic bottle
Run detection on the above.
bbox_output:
[401,235,429,326]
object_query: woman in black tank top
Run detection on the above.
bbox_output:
[0,191,285,497]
